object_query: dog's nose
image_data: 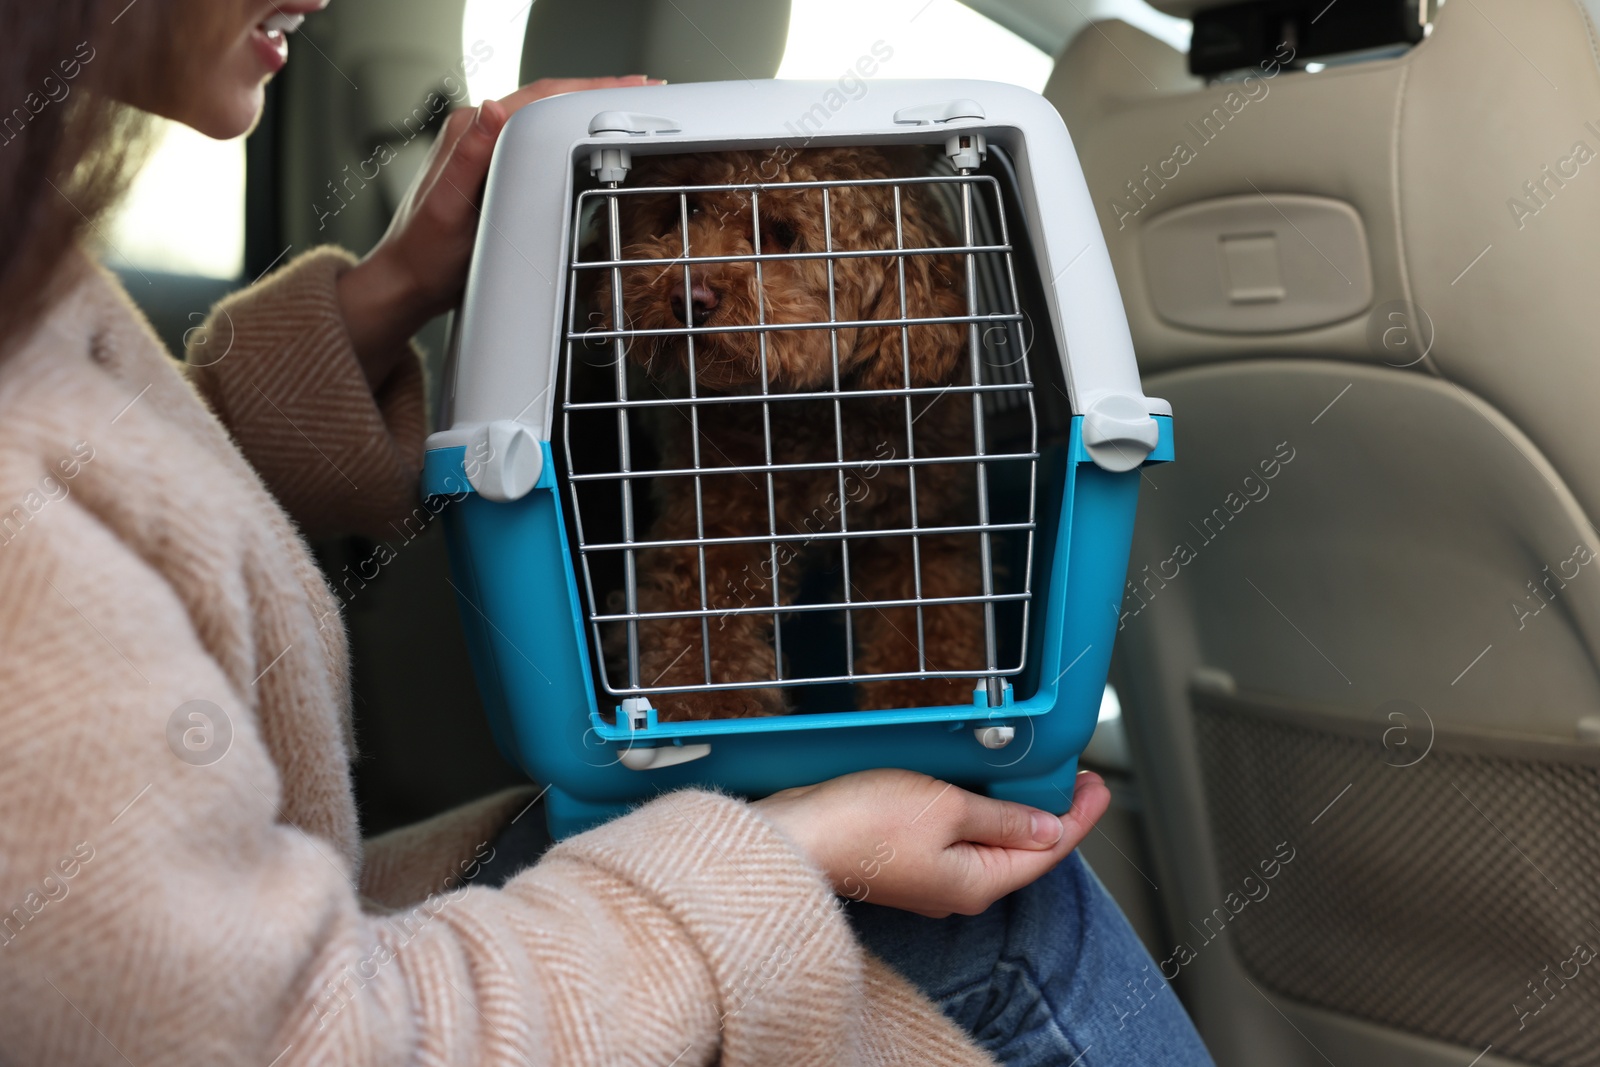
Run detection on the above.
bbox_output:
[668,281,720,326]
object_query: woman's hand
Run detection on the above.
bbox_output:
[337,75,661,385]
[753,768,1111,917]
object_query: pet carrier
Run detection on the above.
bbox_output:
[424,80,1172,837]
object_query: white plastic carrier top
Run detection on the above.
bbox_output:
[428,78,1169,469]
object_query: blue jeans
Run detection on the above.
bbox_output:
[847,852,1215,1067]
[471,806,1213,1065]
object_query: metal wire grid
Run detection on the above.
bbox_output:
[560,169,1039,706]
[924,159,1032,416]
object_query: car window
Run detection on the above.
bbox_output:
[462,0,536,104]
[464,0,1054,95]
[778,0,1053,90]
[102,117,245,280]
[1080,0,1190,53]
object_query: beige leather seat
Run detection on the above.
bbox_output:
[1047,3,1600,1065]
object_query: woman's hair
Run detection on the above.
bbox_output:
[0,0,232,351]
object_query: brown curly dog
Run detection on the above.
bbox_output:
[594,146,989,721]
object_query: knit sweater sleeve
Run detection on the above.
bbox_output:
[183,248,426,539]
[0,499,991,1067]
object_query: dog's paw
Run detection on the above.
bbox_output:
[651,687,789,722]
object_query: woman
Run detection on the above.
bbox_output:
[0,2,1214,1064]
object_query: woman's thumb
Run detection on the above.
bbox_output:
[954,793,1065,850]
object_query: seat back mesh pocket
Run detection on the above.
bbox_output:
[1193,690,1600,1066]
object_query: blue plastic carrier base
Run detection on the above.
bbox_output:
[424,80,1174,838]
[427,418,1171,837]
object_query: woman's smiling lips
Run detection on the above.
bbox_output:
[248,3,325,74]
[249,24,289,73]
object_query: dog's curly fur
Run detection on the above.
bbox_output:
[594,147,988,721]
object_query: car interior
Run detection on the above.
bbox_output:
[107,0,1600,1062]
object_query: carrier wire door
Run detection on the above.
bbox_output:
[562,169,1038,716]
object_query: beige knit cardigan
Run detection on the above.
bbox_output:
[0,248,997,1067]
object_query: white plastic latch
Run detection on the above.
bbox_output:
[618,743,714,770]
[587,112,681,184]
[893,99,987,170]
[1081,395,1160,473]
[588,111,682,136]
[590,145,631,184]
[893,99,986,125]
[615,697,712,769]
[620,696,652,730]
[975,725,1015,749]
[467,420,543,502]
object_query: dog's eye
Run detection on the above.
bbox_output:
[764,219,798,252]
[683,196,703,218]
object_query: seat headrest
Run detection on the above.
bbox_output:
[521,0,793,84]
[1043,19,1200,129]
[1053,0,1600,530]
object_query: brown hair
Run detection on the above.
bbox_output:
[0,0,226,351]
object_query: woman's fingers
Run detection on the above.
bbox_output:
[432,105,480,178]
[413,76,658,232]
[952,791,1068,851]
[941,773,1111,914]
[337,76,644,385]
[432,99,507,206]
[408,101,499,216]
[946,838,1074,915]
[754,768,1113,918]
[498,74,658,114]
[417,76,654,227]
[1060,770,1112,843]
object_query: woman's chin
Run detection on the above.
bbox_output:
[181,84,266,141]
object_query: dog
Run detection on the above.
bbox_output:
[591,146,990,721]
